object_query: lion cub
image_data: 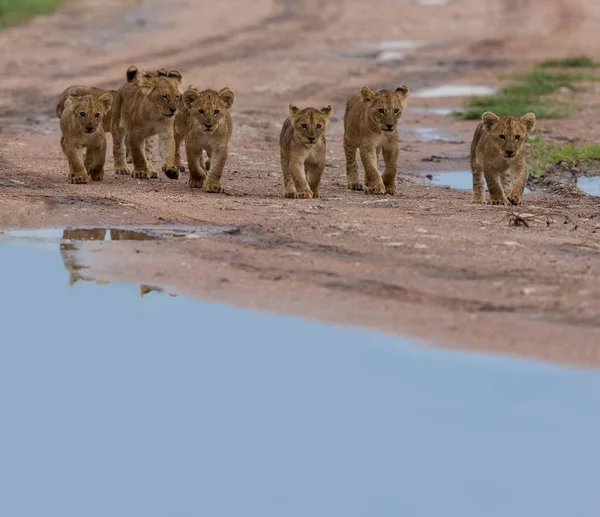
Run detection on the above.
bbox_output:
[59,92,112,184]
[279,104,332,198]
[112,69,183,179]
[343,85,410,195]
[176,87,235,192]
[470,111,536,205]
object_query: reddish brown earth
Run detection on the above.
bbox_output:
[1,0,599,367]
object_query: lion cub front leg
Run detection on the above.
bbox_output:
[359,144,385,195]
[130,130,152,179]
[381,142,399,195]
[160,128,180,180]
[289,156,313,199]
[205,145,228,193]
[305,147,326,198]
[484,166,510,206]
[112,124,130,175]
[280,153,297,198]
[61,137,89,184]
[186,140,206,189]
[86,133,107,182]
[506,156,528,206]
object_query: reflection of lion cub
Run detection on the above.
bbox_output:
[112,68,183,179]
[176,87,235,192]
[60,92,112,184]
[470,111,536,206]
[343,85,410,195]
[279,103,332,198]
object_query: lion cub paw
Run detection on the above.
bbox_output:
[285,191,298,199]
[163,165,180,180]
[385,184,396,195]
[70,174,89,185]
[132,169,151,179]
[296,189,314,199]
[506,191,523,206]
[364,183,386,195]
[472,195,487,205]
[347,182,364,191]
[189,178,206,189]
[115,167,131,176]
[149,169,159,179]
[489,196,510,206]
[89,170,104,182]
[205,182,225,194]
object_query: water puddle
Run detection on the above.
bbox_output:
[1,233,600,516]
[427,170,531,193]
[413,85,497,98]
[335,40,422,62]
[578,176,600,196]
[411,107,457,116]
[412,127,462,143]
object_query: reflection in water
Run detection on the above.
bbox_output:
[59,228,177,297]
[2,241,600,517]
[428,170,531,193]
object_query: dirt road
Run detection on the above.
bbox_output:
[1,0,599,367]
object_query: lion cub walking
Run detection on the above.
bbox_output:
[59,92,112,184]
[279,104,332,198]
[470,111,536,205]
[343,85,410,195]
[175,87,235,192]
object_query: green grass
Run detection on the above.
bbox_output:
[0,0,63,28]
[539,55,599,68]
[453,66,600,121]
[528,138,600,177]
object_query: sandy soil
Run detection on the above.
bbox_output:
[1,0,599,368]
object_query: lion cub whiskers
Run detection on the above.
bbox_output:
[279,103,332,199]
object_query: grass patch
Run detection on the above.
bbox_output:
[453,66,600,121]
[0,0,63,28]
[528,138,600,177]
[539,55,599,68]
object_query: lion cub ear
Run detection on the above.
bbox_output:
[126,65,139,83]
[395,85,410,99]
[289,103,300,118]
[157,68,169,77]
[218,87,235,109]
[520,112,536,134]
[98,92,113,112]
[183,88,199,109]
[320,104,333,117]
[360,86,376,104]
[167,70,183,84]
[482,111,500,132]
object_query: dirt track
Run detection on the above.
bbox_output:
[1,0,600,367]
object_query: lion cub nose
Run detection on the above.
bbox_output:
[169,107,176,114]
[505,150,515,157]
[308,136,315,142]
[386,124,393,130]
[205,124,213,130]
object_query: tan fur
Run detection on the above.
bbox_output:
[279,103,332,198]
[59,92,112,184]
[56,86,117,133]
[176,87,235,192]
[111,68,183,179]
[470,111,536,205]
[343,85,410,195]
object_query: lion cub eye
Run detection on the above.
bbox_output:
[79,112,86,118]
[214,109,220,115]
[199,109,205,115]
[378,108,385,114]
[316,124,322,130]
[162,94,168,100]
[301,123,308,129]
[394,108,400,114]
[94,113,100,118]
[499,134,506,140]
[515,135,521,140]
